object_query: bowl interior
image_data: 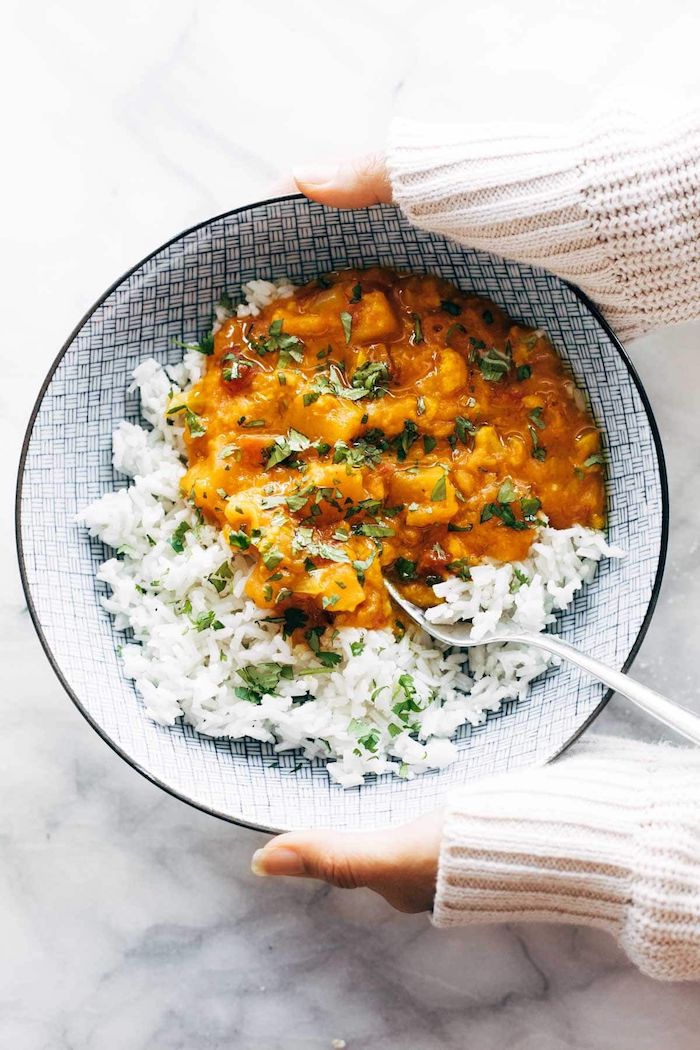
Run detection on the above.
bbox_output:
[17,198,666,831]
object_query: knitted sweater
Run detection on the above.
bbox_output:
[432,738,700,982]
[387,113,700,981]
[387,110,700,341]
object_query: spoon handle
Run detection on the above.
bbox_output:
[520,632,700,746]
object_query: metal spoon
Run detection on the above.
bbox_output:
[384,576,700,746]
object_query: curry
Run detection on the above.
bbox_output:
[170,268,605,631]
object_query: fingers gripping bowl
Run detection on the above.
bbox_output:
[16,197,667,831]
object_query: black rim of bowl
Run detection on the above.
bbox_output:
[15,194,670,834]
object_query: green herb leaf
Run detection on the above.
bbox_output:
[583,452,605,467]
[411,313,424,344]
[516,364,532,381]
[350,637,365,657]
[394,557,417,581]
[351,360,390,398]
[497,477,517,504]
[528,407,546,430]
[447,522,472,532]
[235,662,293,703]
[520,496,541,520]
[441,300,461,316]
[340,311,353,344]
[476,346,511,382]
[350,283,362,303]
[228,528,250,551]
[170,521,191,553]
[431,473,447,501]
[482,309,494,325]
[423,435,437,453]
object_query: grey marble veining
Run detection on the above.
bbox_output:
[3,1,700,1047]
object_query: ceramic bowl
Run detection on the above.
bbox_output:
[16,196,668,831]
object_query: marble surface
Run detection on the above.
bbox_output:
[3,1,700,1047]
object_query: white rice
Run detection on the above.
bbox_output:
[79,279,622,787]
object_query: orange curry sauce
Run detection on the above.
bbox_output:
[172,268,605,631]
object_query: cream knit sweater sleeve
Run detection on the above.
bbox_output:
[433,737,700,981]
[387,111,700,340]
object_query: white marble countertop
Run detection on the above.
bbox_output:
[3,2,700,1047]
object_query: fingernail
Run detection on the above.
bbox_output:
[251,846,306,877]
[292,164,338,186]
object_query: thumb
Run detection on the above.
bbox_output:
[251,809,443,913]
[292,152,392,209]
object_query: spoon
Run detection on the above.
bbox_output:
[384,577,700,746]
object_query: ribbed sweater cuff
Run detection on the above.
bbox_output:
[387,112,700,340]
[432,737,700,981]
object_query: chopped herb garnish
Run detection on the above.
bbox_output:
[340,311,353,344]
[529,425,547,461]
[431,473,447,501]
[241,418,266,429]
[306,626,342,668]
[393,420,419,461]
[350,637,366,657]
[511,567,530,590]
[322,594,340,609]
[350,283,362,303]
[441,300,461,316]
[356,523,395,538]
[228,528,250,551]
[170,520,191,553]
[520,496,542,520]
[166,403,207,437]
[416,396,426,416]
[173,331,214,356]
[497,477,517,504]
[476,345,511,382]
[583,452,605,467]
[447,522,472,532]
[235,662,293,703]
[351,360,390,398]
[423,435,437,454]
[262,549,283,570]
[517,364,532,381]
[411,313,424,344]
[394,557,417,581]
[528,407,546,430]
[249,318,304,365]
[454,416,476,444]
[480,500,528,530]
[192,610,224,632]
[482,309,494,325]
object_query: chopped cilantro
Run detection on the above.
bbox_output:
[497,477,517,504]
[394,557,417,581]
[350,637,366,657]
[228,528,250,551]
[351,360,390,398]
[441,300,461,316]
[340,311,353,344]
[516,364,532,381]
[423,435,437,454]
[235,662,293,703]
[170,520,191,553]
[431,473,447,501]
[350,283,362,303]
[528,407,546,430]
[411,313,424,344]
[476,345,511,382]
[583,452,605,467]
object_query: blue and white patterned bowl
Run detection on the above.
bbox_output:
[16,196,668,832]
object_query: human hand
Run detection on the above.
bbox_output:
[251,808,443,913]
[292,153,392,209]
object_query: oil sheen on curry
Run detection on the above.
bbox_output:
[171,268,605,631]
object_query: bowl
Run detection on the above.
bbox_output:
[16,196,668,831]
